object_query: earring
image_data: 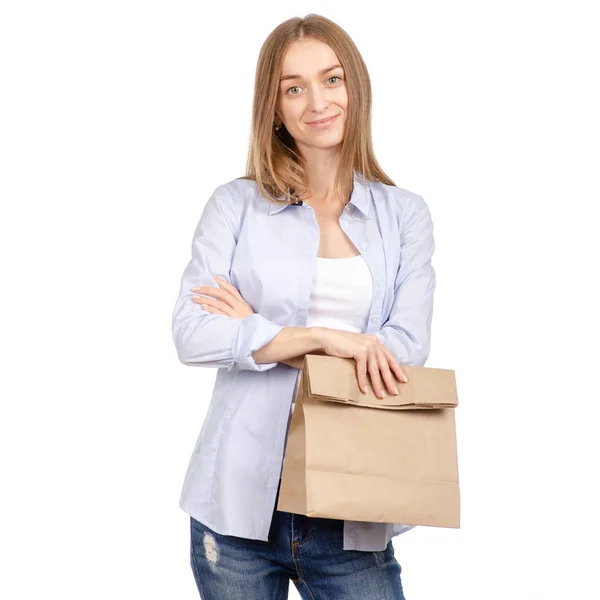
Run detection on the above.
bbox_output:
[274,121,281,131]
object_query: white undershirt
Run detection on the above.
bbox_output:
[290,254,373,415]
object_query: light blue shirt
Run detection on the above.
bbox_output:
[172,170,436,551]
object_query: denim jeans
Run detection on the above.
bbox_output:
[189,481,406,599]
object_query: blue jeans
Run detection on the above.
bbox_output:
[189,482,406,599]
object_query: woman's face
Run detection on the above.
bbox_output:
[276,38,348,153]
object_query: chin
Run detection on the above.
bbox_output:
[310,139,344,150]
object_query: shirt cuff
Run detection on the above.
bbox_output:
[228,313,286,372]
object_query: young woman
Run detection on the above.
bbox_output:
[172,13,436,600]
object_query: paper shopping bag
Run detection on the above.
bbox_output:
[276,354,460,529]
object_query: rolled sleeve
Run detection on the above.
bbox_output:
[228,313,286,372]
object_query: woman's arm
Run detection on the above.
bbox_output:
[172,185,286,372]
[278,349,329,370]
[373,193,436,366]
[280,356,305,369]
[251,326,327,366]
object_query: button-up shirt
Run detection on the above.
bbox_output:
[172,170,436,551]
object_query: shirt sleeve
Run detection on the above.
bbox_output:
[374,194,436,366]
[171,185,285,372]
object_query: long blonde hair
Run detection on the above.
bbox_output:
[239,13,396,206]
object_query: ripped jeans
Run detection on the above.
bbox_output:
[188,482,406,599]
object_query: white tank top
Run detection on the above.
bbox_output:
[290,254,373,415]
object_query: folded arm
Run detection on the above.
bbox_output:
[255,328,329,369]
[172,185,286,372]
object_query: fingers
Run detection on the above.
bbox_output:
[191,276,248,311]
[375,351,400,396]
[191,285,235,309]
[361,342,407,398]
[366,352,386,399]
[380,346,408,383]
[354,354,368,394]
[191,296,231,316]
[205,306,227,315]
[212,275,244,301]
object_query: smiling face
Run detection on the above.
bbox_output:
[275,38,348,154]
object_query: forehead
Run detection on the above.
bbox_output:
[280,38,340,76]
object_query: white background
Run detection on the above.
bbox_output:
[1,1,599,599]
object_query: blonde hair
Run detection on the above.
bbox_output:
[238,13,396,206]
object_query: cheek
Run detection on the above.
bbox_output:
[334,90,349,111]
[283,103,305,123]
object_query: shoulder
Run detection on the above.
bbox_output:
[201,177,266,230]
[369,180,429,220]
[207,177,258,208]
[208,177,270,214]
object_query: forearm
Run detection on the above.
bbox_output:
[280,350,329,369]
[252,326,327,365]
[280,356,305,369]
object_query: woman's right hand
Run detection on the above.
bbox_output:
[316,328,408,399]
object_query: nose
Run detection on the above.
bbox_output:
[307,86,330,113]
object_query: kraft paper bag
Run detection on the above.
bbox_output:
[277,354,460,529]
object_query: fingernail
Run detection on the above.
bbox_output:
[402,375,408,383]
[393,386,399,394]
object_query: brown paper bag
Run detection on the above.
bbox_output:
[276,354,460,529]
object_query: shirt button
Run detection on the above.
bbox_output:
[370,317,377,323]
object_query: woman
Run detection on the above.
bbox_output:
[172,13,436,600]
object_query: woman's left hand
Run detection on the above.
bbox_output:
[191,275,255,319]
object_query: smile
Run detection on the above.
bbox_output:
[306,114,339,128]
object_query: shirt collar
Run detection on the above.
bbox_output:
[267,170,370,217]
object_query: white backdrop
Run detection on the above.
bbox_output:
[1,1,599,599]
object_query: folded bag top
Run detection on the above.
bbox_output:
[303,354,459,409]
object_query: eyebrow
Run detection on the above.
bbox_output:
[280,64,343,83]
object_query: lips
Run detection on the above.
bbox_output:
[306,114,339,126]
[307,115,340,131]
